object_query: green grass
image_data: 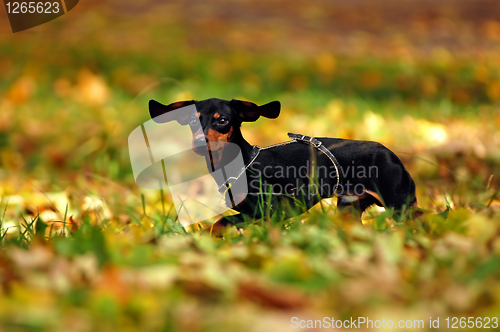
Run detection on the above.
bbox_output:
[1,197,499,331]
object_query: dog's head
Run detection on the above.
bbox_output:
[149,98,281,156]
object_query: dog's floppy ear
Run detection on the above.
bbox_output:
[231,100,281,122]
[149,100,196,125]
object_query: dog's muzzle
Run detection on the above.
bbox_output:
[193,135,210,155]
[193,135,208,148]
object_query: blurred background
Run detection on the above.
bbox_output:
[1,0,499,191]
[1,1,500,330]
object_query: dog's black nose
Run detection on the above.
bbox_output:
[193,136,207,148]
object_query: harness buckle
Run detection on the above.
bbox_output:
[312,139,322,148]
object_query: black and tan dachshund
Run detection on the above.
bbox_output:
[149,98,417,234]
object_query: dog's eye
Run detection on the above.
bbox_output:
[217,117,228,125]
[189,118,198,126]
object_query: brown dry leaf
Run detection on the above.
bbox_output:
[66,254,99,287]
[0,148,24,170]
[68,215,79,231]
[53,78,72,98]
[81,196,112,224]
[442,233,474,253]
[238,281,308,310]
[5,76,35,104]
[177,278,223,301]
[315,51,337,81]
[0,254,21,293]
[443,283,478,311]
[361,70,383,89]
[74,69,110,106]
[94,265,130,304]
[9,244,53,270]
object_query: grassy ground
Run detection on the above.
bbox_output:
[1,1,500,331]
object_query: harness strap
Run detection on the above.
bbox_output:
[218,133,341,195]
[218,146,260,194]
[287,133,340,193]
